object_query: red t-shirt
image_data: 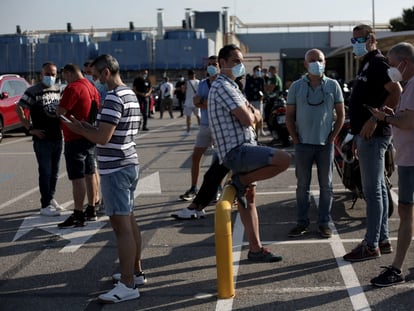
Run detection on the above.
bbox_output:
[59,78,100,141]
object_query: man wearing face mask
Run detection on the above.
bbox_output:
[343,24,402,262]
[208,44,291,261]
[368,42,414,286]
[174,55,221,215]
[285,49,345,238]
[15,62,64,216]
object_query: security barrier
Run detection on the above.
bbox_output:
[214,184,236,298]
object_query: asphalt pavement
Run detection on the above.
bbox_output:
[0,114,413,311]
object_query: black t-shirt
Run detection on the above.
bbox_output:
[18,83,62,141]
[175,80,186,100]
[133,76,151,101]
[349,50,392,136]
[244,75,265,101]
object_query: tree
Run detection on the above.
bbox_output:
[389,6,414,31]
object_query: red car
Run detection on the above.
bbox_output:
[0,74,30,142]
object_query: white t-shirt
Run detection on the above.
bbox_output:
[184,79,199,107]
[392,76,414,166]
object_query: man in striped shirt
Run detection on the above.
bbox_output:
[63,54,144,303]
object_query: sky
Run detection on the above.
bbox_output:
[0,0,413,35]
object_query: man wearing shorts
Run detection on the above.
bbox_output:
[208,44,291,261]
[183,69,200,135]
[57,63,100,228]
[64,54,144,303]
[369,42,414,287]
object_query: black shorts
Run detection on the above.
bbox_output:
[64,139,96,180]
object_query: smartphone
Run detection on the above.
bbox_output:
[59,115,72,123]
[362,104,374,111]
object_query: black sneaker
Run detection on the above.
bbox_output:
[248,247,282,263]
[179,187,197,201]
[371,266,405,287]
[58,214,85,229]
[379,240,393,254]
[318,225,332,238]
[288,224,309,237]
[84,205,97,221]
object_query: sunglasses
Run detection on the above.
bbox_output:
[350,36,370,44]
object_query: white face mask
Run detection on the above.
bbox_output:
[387,62,405,82]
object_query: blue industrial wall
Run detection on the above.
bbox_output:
[98,40,151,70]
[155,38,214,69]
[0,35,38,74]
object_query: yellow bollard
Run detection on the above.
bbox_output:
[215,184,236,299]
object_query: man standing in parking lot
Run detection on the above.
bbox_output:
[15,62,64,216]
[343,24,402,262]
[133,69,152,131]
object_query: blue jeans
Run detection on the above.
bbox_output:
[355,135,391,248]
[33,139,63,208]
[101,165,139,216]
[295,143,334,226]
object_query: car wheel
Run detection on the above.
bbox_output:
[0,118,4,143]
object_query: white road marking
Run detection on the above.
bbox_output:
[214,189,400,310]
[11,172,162,252]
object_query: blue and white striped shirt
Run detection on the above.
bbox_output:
[208,74,256,163]
[97,85,141,174]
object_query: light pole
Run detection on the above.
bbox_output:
[372,0,375,30]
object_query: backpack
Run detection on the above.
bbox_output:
[80,79,99,125]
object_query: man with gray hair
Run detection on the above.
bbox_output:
[369,42,414,287]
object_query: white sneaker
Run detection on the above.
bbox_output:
[196,209,206,219]
[40,205,60,216]
[98,282,140,304]
[50,199,64,211]
[182,131,191,136]
[171,207,204,219]
[112,271,147,286]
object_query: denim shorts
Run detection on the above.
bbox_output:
[64,139,96,180]
[194,125,213,148]
[101,165,139,216]
[398,166,414,205]
[223,143,276,174]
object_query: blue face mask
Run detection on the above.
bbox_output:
[42,76,56,87]
[232,63,245,78]
[255,70,262,77]
[95,80,108,94]
[352,42,368,57]
[84,74,94,83]
[308,61,325,76]
[207,65,218,76]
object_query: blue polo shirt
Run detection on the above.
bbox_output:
[287,75,343,145]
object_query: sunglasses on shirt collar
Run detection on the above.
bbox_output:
[350,35,370,44]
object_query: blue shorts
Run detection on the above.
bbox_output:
[64,139,96,180]
[223,143,276,174]
[398,166,414,205]
[101,165,139,216]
